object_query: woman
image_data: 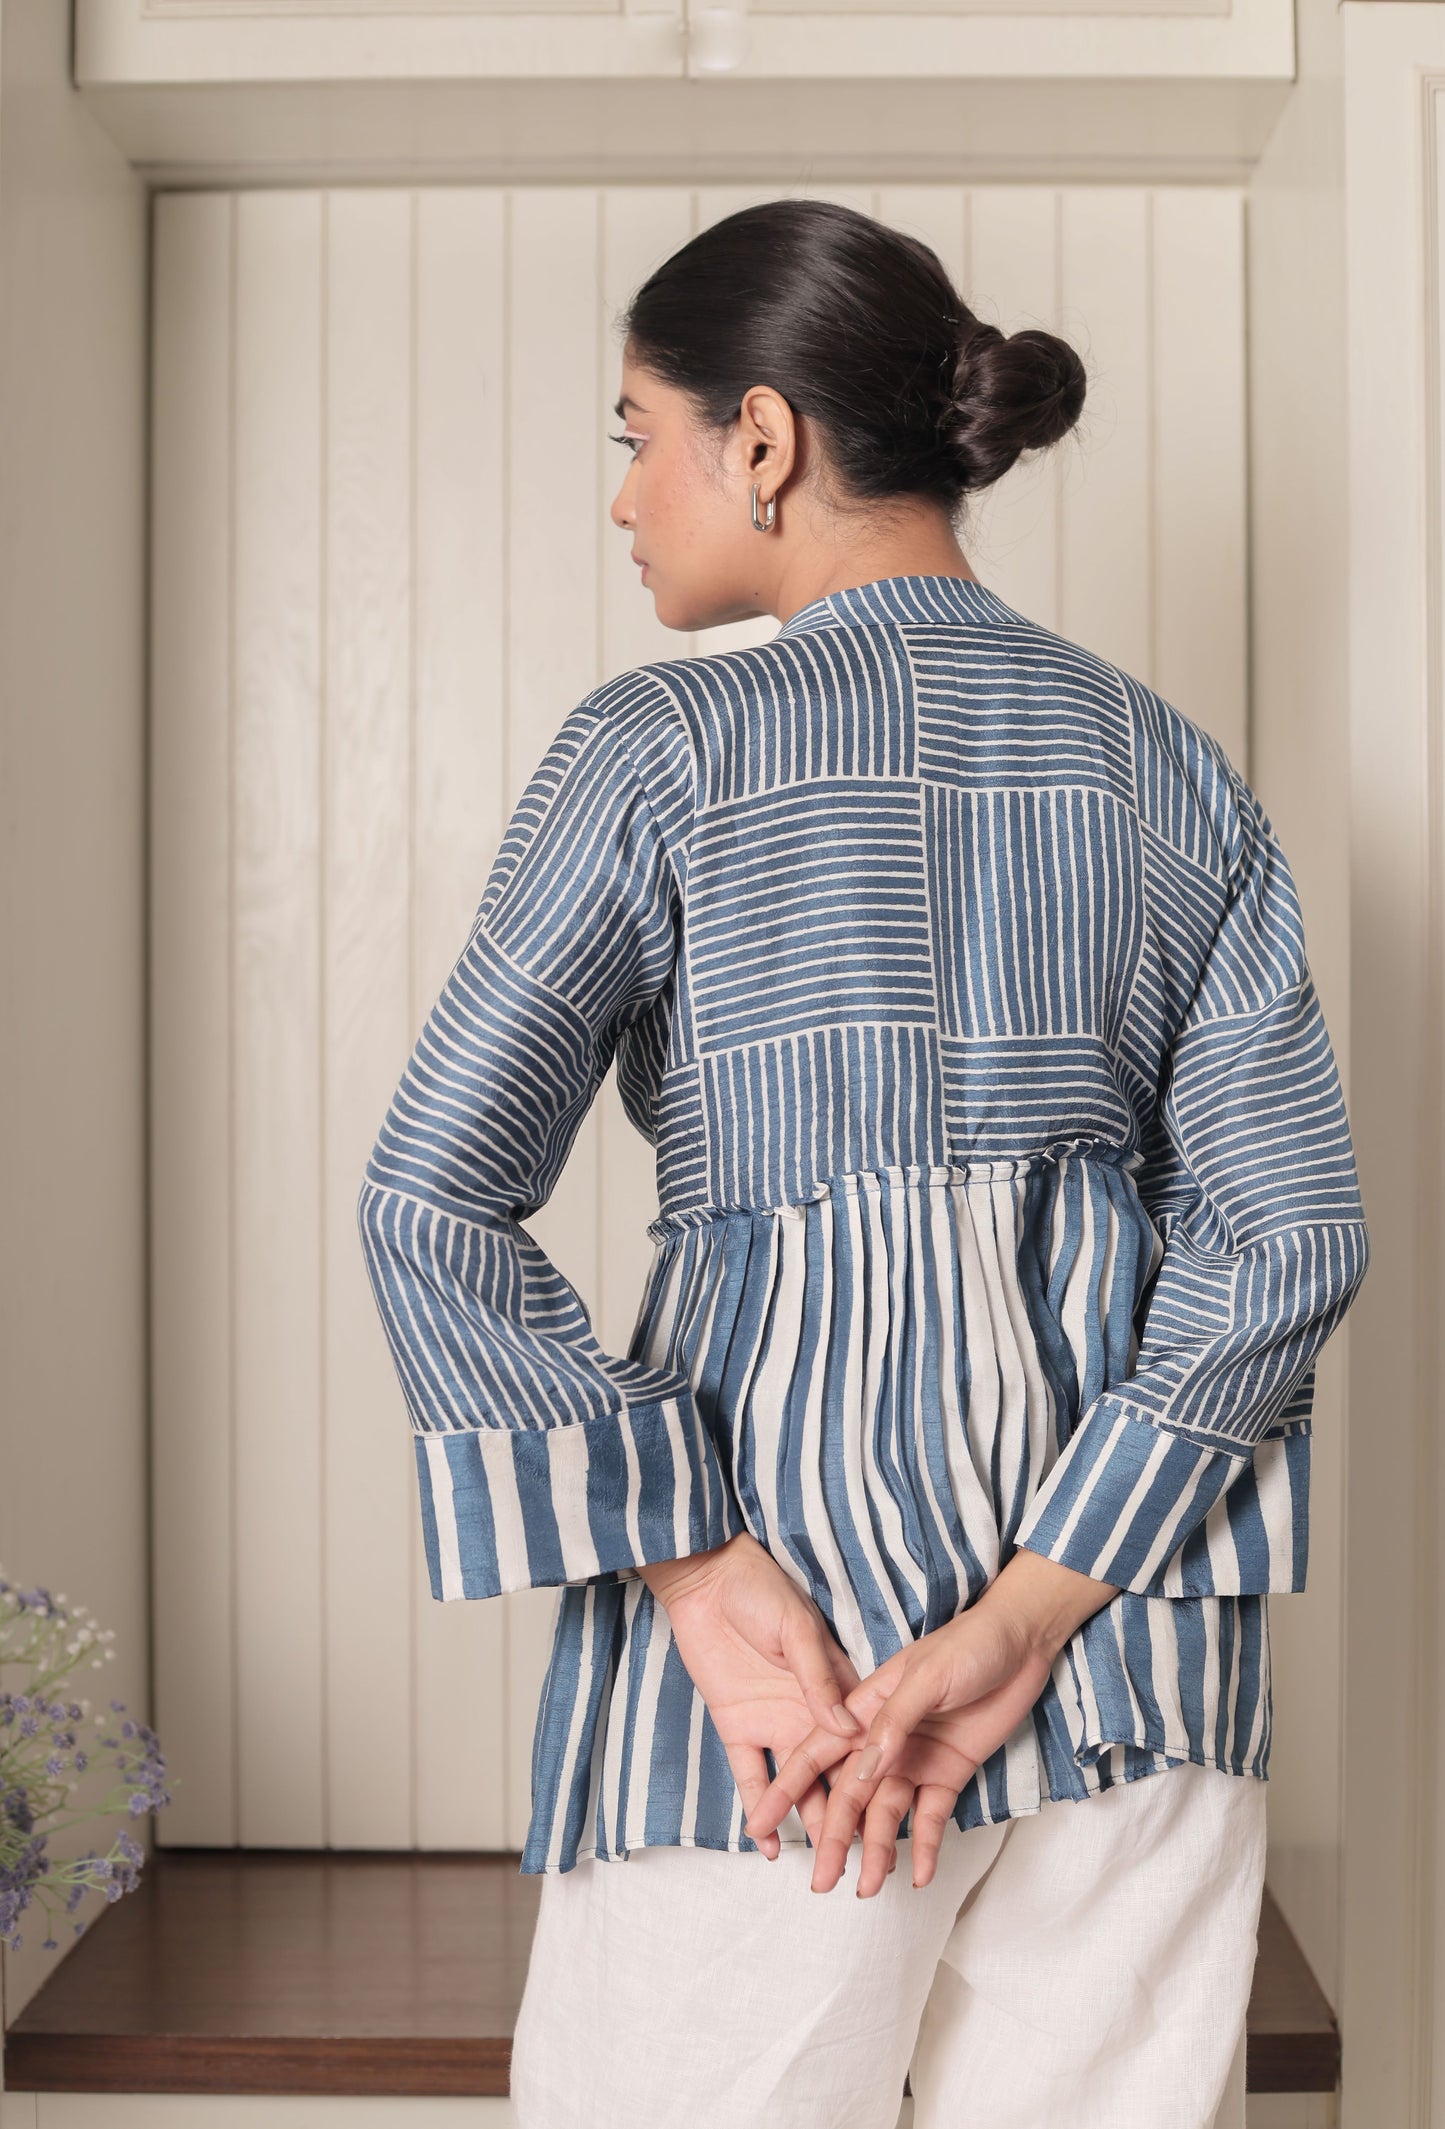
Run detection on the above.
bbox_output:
[357,199,1370,2128]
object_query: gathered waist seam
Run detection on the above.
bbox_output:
[646,1141,1145,1244]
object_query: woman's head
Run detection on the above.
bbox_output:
[609,196,1087,632]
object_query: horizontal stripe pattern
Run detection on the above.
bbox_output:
[354,570,1371,1874]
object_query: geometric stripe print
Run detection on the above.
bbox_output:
[697,1024,949,1212]
[650,617,916,812]
[1122,1220,1373,1451]
[1001,652,1369,1588]
[1165,970,1365,1243]
[358,1185,747,1601]
[353,568,1372,1874]
[934,1032,1137,1153]
[478,702,680,1046]
[368,701,679,1230]
[355,690,753,1604]
[1009,1206,1371,1588]
[1157,764,1366,1241]
[358,1185,650,1433]
[688,781,934,1050]
[924,781,1144,1042]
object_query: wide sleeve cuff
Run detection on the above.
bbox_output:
[1011,1403,1246,1593]
[414,1391,749,1601]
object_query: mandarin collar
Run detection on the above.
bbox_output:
[774,572,1016,640]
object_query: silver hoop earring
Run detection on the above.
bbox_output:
[751,482,776,532]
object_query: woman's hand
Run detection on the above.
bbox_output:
[744,1597,1052,1897]
[638,1532,866,1857]
[742,1549,1120,1897]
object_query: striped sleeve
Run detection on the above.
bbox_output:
[1013,766,1371,1596]
[356,692,746,1602]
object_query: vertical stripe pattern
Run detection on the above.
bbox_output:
[522,1154,1279,1871]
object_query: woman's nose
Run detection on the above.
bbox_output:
[609,464,636,530]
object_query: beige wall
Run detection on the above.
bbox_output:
[1244,0,1351,2015]
[1337,9,1445,2119]
[0,0,148,2048]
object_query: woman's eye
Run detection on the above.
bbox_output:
[608,430,644,456]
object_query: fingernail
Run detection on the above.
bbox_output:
[853,1746,880,1780]
[831,1703,859,1732]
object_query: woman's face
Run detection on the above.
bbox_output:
[608,345,800,633]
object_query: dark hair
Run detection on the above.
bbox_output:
[619,197,1087,514]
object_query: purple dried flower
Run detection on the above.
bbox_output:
[1,1562,170,1955]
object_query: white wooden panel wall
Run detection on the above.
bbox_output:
[149,181,1246,1848]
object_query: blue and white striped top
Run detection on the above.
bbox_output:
[358,571,1370,1874]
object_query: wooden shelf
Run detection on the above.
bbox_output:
[3,1851,1339,2098]
[1248,1882,1343,2095]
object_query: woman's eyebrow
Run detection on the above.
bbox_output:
[613,394,649,417]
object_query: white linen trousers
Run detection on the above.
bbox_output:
[509,1759,1266,2129]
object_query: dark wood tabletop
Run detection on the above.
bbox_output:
[3,1848,1339,2098]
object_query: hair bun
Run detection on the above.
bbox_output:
[944,315,1087,491]
[622,198,1087,514]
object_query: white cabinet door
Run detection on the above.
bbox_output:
[75,0,1291,83]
